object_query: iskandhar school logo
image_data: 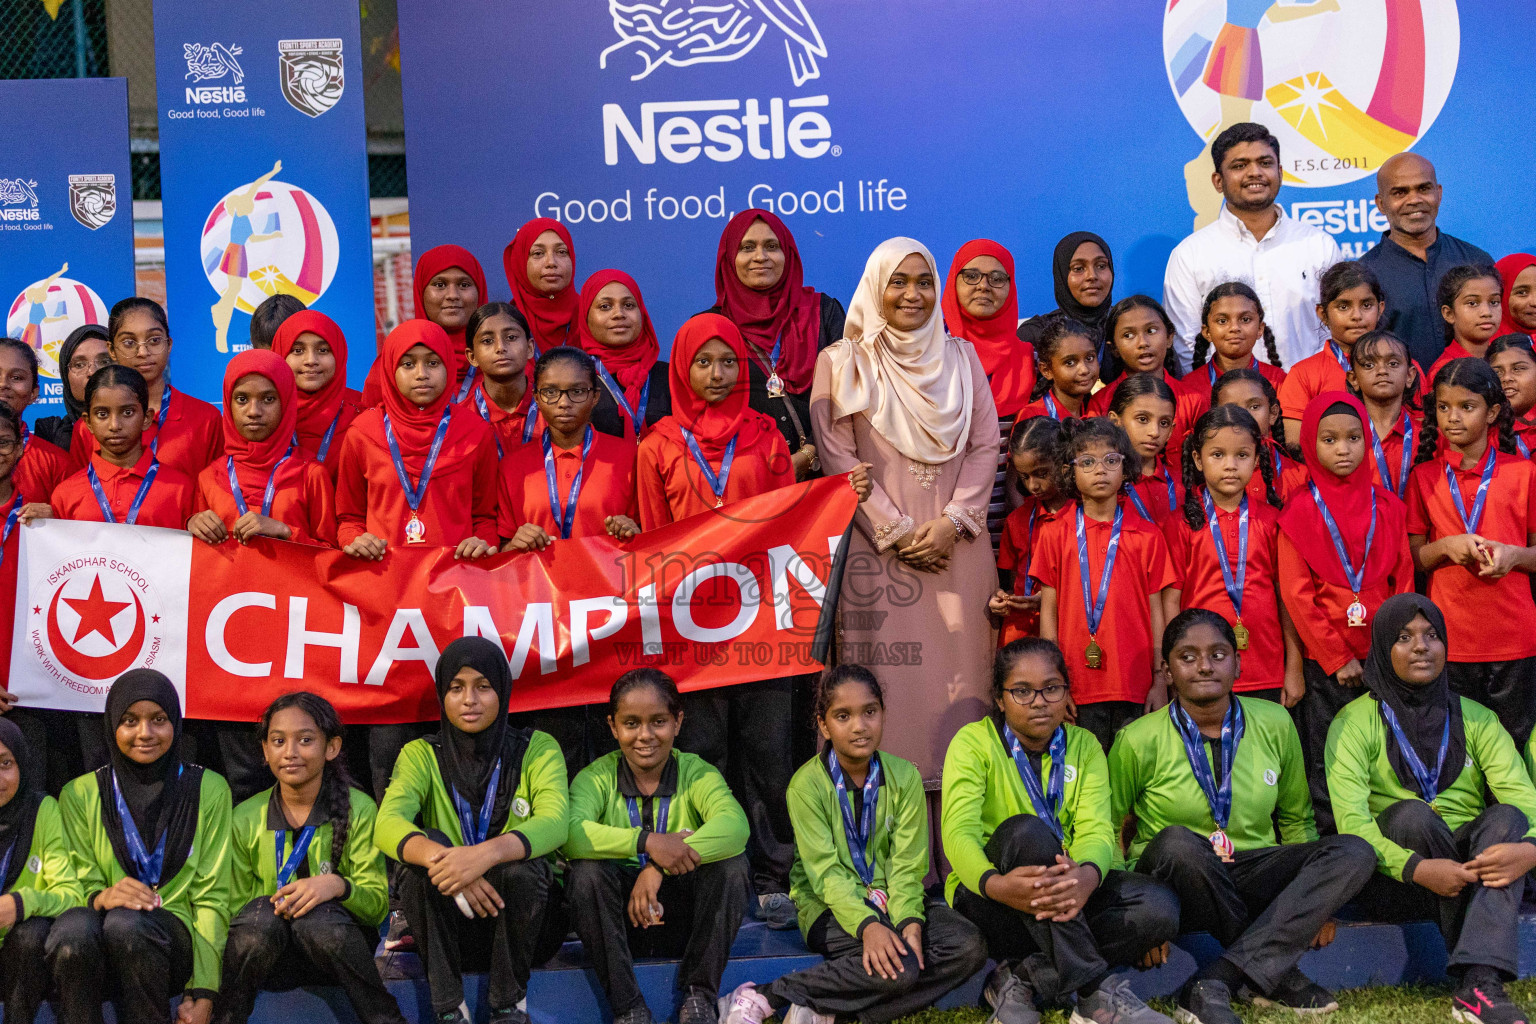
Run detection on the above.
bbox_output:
[601,0,827,86]
[279,38,345,118]
[1163,0,1460,226]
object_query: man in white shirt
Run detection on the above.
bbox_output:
[1163,122,1342,372]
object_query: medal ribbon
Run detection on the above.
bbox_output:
[627,791,672,868]
[1128,470,1177,523]
[1307,481,1376,594]
[1001,723,1067,841]
[148,383,172,457]
[455,366,478,404]
[315,409,344,462]
[543,426,594,540]
[1206,354,1256,386]
[1368,412,1414,498]
[1203,491,1248,620]
[681,429,736,506]
[472,386,503,459]
[449,758,502,846]
[827,748,883,888]
[111,765,182,884]
[382,406,453,515]
[274,825,317,887]
[0,492,21,571]
[1519,435,1532,460]
[594,359,651,438]
[1445,447,1496,534]
[226,446,294,518]
[87,460,160,525]
[1020,505,1040,597]
[1169,697,1245,831]
[1327,341,1350,373]
[1043,392,1061,421]
[1075,502,1123,639]
[1378,700,1452,803]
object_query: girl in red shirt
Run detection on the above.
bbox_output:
[271,310,363,477]
[988,416,1065,644]
[70,298,223,479]
[1182,281,1287,406]
[1212,368,1297,502]
[0,337,73,502]
[504,218,578,351]
[360,245,488,407]
[1108,372,1183,528]
[461,302,539,457]
[335,320,499,561]
[1015,317,1098,422]
[1088,296,1204,447]
[1277,391,1413,829]
[1280,262,1385,448]
[187,350,337,549]
[1347,330,1422,499]
[51,364,196,528]
[1168,404,1297,705]
[1488,333,1536,459]
[1407,357,1536,747]
[1426,264,1504,383]
[1031,417,1177,750]
[575,269,670,442]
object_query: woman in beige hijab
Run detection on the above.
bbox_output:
[812,237,1001,791]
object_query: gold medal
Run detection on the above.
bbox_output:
[1233,622,1249,650]
[715,497,724,508]
[1346,597,1367,627]
[405,513,427,545]
[1085,638,1103,669]
[1209,828,1235,860]
[766,372,785,398]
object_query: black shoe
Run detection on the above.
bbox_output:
[1453,974,1530,1024]
[680,989,719,1024]
[1175,980,1241,1024]
[488,1007,530,1024]
[1247,966,1339,1015]
[613,1007,655,1024]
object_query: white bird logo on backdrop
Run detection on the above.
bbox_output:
[602,0,826,86]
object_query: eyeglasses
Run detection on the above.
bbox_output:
[0,439,18,455]
[1004,684,1068,706]
[69,355,114,376]
[958,269,1011,288]
[535,385,595,404]
[1074,453,1125,470]
[115,336,168,354]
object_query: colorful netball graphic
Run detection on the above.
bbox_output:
[199,161,340,353]
[6,265,108,379]
[1164,0,1460,225]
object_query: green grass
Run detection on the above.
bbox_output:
[853,978,1536,1023]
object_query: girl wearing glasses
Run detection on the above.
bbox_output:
[71,298,223,481]
[940,639,1178,1024]
[31,323,111,450]
[1031,418,1177,750]
[577,270,670,444]
[461,303,539,457]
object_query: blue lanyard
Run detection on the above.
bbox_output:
[627,790,671,868]
[1128,469,1176,523]
[827,749,882,887]
[455,366,478,404]
[1021,505,1040,597]
[1307,480,1377,594]
[1169,697,1245,830]
[381,407,453,513]
[87,459,160,525]
[1001,723,1066,841]
[316,409,344,462]
[681,429,736,506]
[472,386,505,459]
[1368,412,1414,498]
[1326,341,1350,373]
[274,825,317,887]
[0,839,14,891]
[226,446,293,518]
[594,359,651,438]
[1043,392,1061,421]
[1204,491,1249,618]
[449,758,501,846]
[1206,354,1255,386]
[0,492,21,570]
[149,383,172,457]
[1075,502,1123,638]
[1378,700,1452,803]
[543,426,593,539]
[1445,448,1496,534]
[111,765,181,884]
[1519,435,1532,460]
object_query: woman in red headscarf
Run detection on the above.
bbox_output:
[270,310,362,479]
[504,218,579,351]
[574,269,669,442]
[186,350,336,550]
[707,211,845,480]
[1497,253,1536,336]
[335,320,499,561]
[1278,391,1414,830]
[360,245,487,407]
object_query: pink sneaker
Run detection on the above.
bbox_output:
[718,982,772,1024]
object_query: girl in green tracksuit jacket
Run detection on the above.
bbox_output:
[0,717,84,1023]
[217,692,404,1024]
[53,669,233,1024]
[376,637,568,1024]
[718,665,985,1024]
[563,668,750,1024]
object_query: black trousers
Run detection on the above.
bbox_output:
[214,897,405,1024]
[1448,659,1536,752]
[1360,800,1530,977]
[5,707,83,795]
[1292,658,1365,835]
[510,704,605,787]
[1072,702,1142,753]
[951,815,1179,1001]
[675,680,796,895]
[397,829,559,1015]
[0,915,55,1022]
[763,905,986,1023]
[565,853,750,1015]
[368,723,434,803]
[210,721,272,805]
[47,904,193,1024]
[1134,825,1377,993]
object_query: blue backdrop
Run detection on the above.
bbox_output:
[0,77,133,419]
[153,0,374,401]
[398,0,1527,353]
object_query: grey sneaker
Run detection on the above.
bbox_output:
[1072,975,1174,1024]
[758,891,798,930]
[783,1005,836,1024]
[983,963,1041,1024]
[1175,980,1242,1024]
[614,1008,655,1024]
[680,989,719,1024]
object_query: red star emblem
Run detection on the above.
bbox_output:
[63,575,131,647]
[151,614,160,624]
[31,606,40,616]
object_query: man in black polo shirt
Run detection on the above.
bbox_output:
[1360,153,1492,369]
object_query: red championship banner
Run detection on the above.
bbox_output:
[7,478,856,723]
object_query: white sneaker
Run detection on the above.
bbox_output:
[784,1005,835,1024]
[718,982,772,1024]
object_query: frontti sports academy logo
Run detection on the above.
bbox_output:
[31,555,167,694]
[69,173,116,230]
[601,0,827,86]
[279,38,345,118]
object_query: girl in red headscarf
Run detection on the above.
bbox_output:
[360,245,487,407]
[709,211,844,479]
[186,350,337,549]
[335,320,499,561]
[574,269,669,443]
[503,218,579,351]
[1277,391,1413,830]
[271,310,362,478]
[1497,253,1536,336]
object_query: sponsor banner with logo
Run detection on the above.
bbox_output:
[0,78,134,421]
[7,477,855,723]
[152,0,373,402]
[398,1,1530,343]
